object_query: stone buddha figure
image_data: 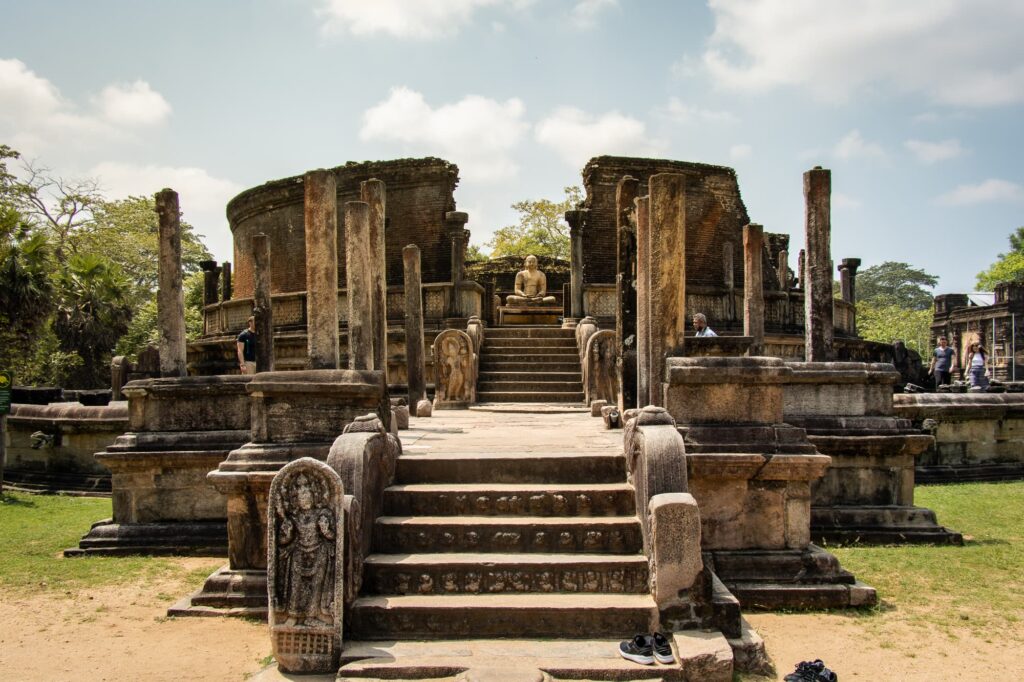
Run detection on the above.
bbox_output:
[506,255,556,306]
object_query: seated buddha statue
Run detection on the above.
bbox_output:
[505,255,557,306]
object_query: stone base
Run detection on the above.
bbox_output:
[706,544,877,610]
[2,469,111,496]
[916,462,1024,483]
[167,565,268,619]
[433,399,471,410]
[65,519,227,557]
[498,306,561,326]
[811,506,964,545]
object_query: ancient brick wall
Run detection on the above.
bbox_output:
[228,158,459,298]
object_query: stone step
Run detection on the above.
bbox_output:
[363,553,650,595]
[481,349,581,360]
[478,371,582,382]
[485,327,577,339]
[478,360,581,372]
[396,452,627,484]
[349,593,659,639]
[338,635,734,681]
[484,337,578,348]
[477,381,583,393]
[383,482,636,516]
[476,390,585,403]
[373,516,643,554]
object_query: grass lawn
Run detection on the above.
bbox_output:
[0,491,214,594]
[827,481,1024,637]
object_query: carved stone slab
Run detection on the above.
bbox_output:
[432,329,476,409]
[267,457,345,674]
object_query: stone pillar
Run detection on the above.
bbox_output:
[155,188,187,377]
[804,167,833,362]
[221,261,232,302]
[635,196,651,407]
[403,245,427,408]
[743,224,765,356]
[200,260,220,307]
[362,179,388,379]
[838,257,862,304]
[616,176,640,410]
[777,250,789,290]
[345,201,374,370]
[252,234,274,372]
[304,170,340,370]
[797,249,806,289]
[722,241,734,320]
[446,211,469,317]
[647,174,688,406]
[565,209,587,319]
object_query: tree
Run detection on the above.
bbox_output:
[856,303,933,355]
[976,227,1024,290]
[486,186,582,260]
[466,243,488,262]
[856,261,938,311]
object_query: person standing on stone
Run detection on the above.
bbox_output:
[965,341,989,389]
[237,316,257,374]
[928,336,955,387]
[692,313,717,337]
[506,255,556,305]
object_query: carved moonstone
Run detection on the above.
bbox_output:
[268,457,345,674]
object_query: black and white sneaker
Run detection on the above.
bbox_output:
[652,632,675,664]
[618,634,655,665]
[784,659,838,682]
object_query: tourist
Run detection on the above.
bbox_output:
[237,316,257,374]
[692,312,717,337]
[928,336,956,387]
[965,341,989,389]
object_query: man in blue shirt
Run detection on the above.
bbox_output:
[928,335,955,386]
[692,313,717,337]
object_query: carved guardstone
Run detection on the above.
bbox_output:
[432,330,476,409]
[268,457,345,674]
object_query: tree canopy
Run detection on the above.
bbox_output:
[485,186,582,260]
[976,227,1024,291]
[856,261,938,311]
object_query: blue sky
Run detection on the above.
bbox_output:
[2,0,1022,294]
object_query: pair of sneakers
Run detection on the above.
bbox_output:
[784,659,838,682]
[617,632,674,665]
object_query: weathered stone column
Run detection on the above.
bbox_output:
[635,196,651,407]
[200,260,220,307]
[446,211,469,317]
[804,167,833,362]
[362,179,388,378]
[304,169,340,369]
[252,234,274,372]
[616,176,640,410]
[743,224,765,356]
[346,201,374,370]
[722,241,734,320]
[155,188,187,377]
[221,261,232,302]
[647,173,687,406]
[838,257,862,304]
[565,209,587,318]
[777,249,789,290]
[797,249,806,289]
[403,245,426,408]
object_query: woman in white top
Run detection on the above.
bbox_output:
[965,342,989,389]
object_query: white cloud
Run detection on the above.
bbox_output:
[937,178,1024,206]
[904,138,965,163]
[663,97,737,124]
[570,0,618,29]
[316,0,533,39]
[90,162,243,260]
[360,87,528,182]
[729,143,752,160]
[94,81,171,127]
[0,58,170,155]
[833,130,885,160]
[702,0,1024,106]
[535,107,666,168]
[833,192,862,209]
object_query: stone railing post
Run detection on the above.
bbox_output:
[155,188,187,377]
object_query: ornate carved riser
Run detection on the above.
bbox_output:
[373,522,643,554]
[384,487,635,517]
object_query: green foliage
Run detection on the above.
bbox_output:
[116,271,205,359]
[856,302,933,354]
[466,243,488,262]
[976,227,1024,290]
[486,186,582,260]
[857,261,938,311]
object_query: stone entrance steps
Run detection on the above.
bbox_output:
[478,326,584,404]
[351,449,657,640]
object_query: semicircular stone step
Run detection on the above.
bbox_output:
[383,482,636,516]
[396,452,627,484]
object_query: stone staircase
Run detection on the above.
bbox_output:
[348,449,659,639]
[477,327,585,403]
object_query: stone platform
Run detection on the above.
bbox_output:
[497,306,562,326]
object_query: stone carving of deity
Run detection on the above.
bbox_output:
[506,255,556,306]
[432,329,476,407]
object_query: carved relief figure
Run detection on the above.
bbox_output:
[506,255,556,305]
[432,329,476,407]
[274,471,336,626]
[584,329,619,405]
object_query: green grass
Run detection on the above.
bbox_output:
[828,481,1024,635]
[0,491,215,593]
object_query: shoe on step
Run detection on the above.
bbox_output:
[784,659,838,682]
[618,634,655,665]
[652,632,675,664]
